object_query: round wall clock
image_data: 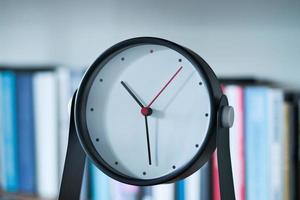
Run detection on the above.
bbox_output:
[59,37,235,200]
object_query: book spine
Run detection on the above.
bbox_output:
[245,87,270,200]
[184,171,201,200]
[152,183,175,200]
[268,90,284,200]
[200,162,211,200]
[212,151,220,200]
[1,72,19,192]
[33,72,59,198]
[175,180,185,200]
[57,68,71,180]
[16,73,36,194]
[224,85,245,200]
[283,103,291,200]
[90,164,110,200]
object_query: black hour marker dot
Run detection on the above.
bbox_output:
[90,108,94,111]
[205,113,209,117]
[172,165,176,169]
[150,49,154,53]
[143,172,146,175]
[99,78,103,82]
[195,144,199,148]
[96,138,99,142]
[121,57,125,61]
[199,82,203,85]
[115,161,118,165]
[178,59,182,62]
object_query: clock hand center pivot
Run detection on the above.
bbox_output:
[141,107,152,116]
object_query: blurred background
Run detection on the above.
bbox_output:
[0,0,299,200]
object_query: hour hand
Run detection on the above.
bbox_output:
[121,81,144,108]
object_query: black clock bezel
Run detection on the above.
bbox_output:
[74,37,222,186]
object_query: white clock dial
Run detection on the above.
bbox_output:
[85,44,211,179]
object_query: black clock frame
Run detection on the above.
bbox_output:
[59,37,235,200]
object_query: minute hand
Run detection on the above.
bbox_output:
[146,66,183,108]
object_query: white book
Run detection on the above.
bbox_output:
[57,68,71,179]
[268,89,284,200]
[33,72,59,198]
[152,183,175,200]
[185,171,201,200]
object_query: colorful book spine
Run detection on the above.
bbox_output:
[283,102,291,200]
[200,162,211,200]
[175,180,185,200]
[0,71,19,192]
[90,164,110,200]
[268,90,284,200]
[223,85,245,200]
[141,186,152,200]
[16,72,36,194]
[152,183,175,200]
[245,87,270,200]
[33,72,59,198]
[212,151,220,200]
[185,171,201,200]
[57,68,71,179]
[111,181,140,200]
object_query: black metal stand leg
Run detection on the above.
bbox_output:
[58,93,86,200]
[217,96,236,200]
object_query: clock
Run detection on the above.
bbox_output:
[59,37,235,200]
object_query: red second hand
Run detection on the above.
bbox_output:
[146,66,183,108]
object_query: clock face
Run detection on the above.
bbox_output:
[83,43,212,181]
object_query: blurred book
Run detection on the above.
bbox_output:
[16,72,36,194]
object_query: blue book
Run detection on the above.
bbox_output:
[0,71,19,192]
[176,180,185,200]
[16,73,36,194]
[245,87,270,200]
[90,163,110,200]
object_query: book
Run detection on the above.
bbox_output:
[111,180,140,200]
[33,71,59,198]
[0,71,19,192]
[200,162,211,200]
[57,68,71,179]
[245,86,271,200]
[285,93,300,200]
[211,151,220,200]
[152,183,175,200]
[184,171,201,200]
[283,102,291,200]
[223,85,245,200]
[268,90,284,200]
[175,180,185,200]
[90,164,110,200]
[140,186,152,200]
[16,72,36,194]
